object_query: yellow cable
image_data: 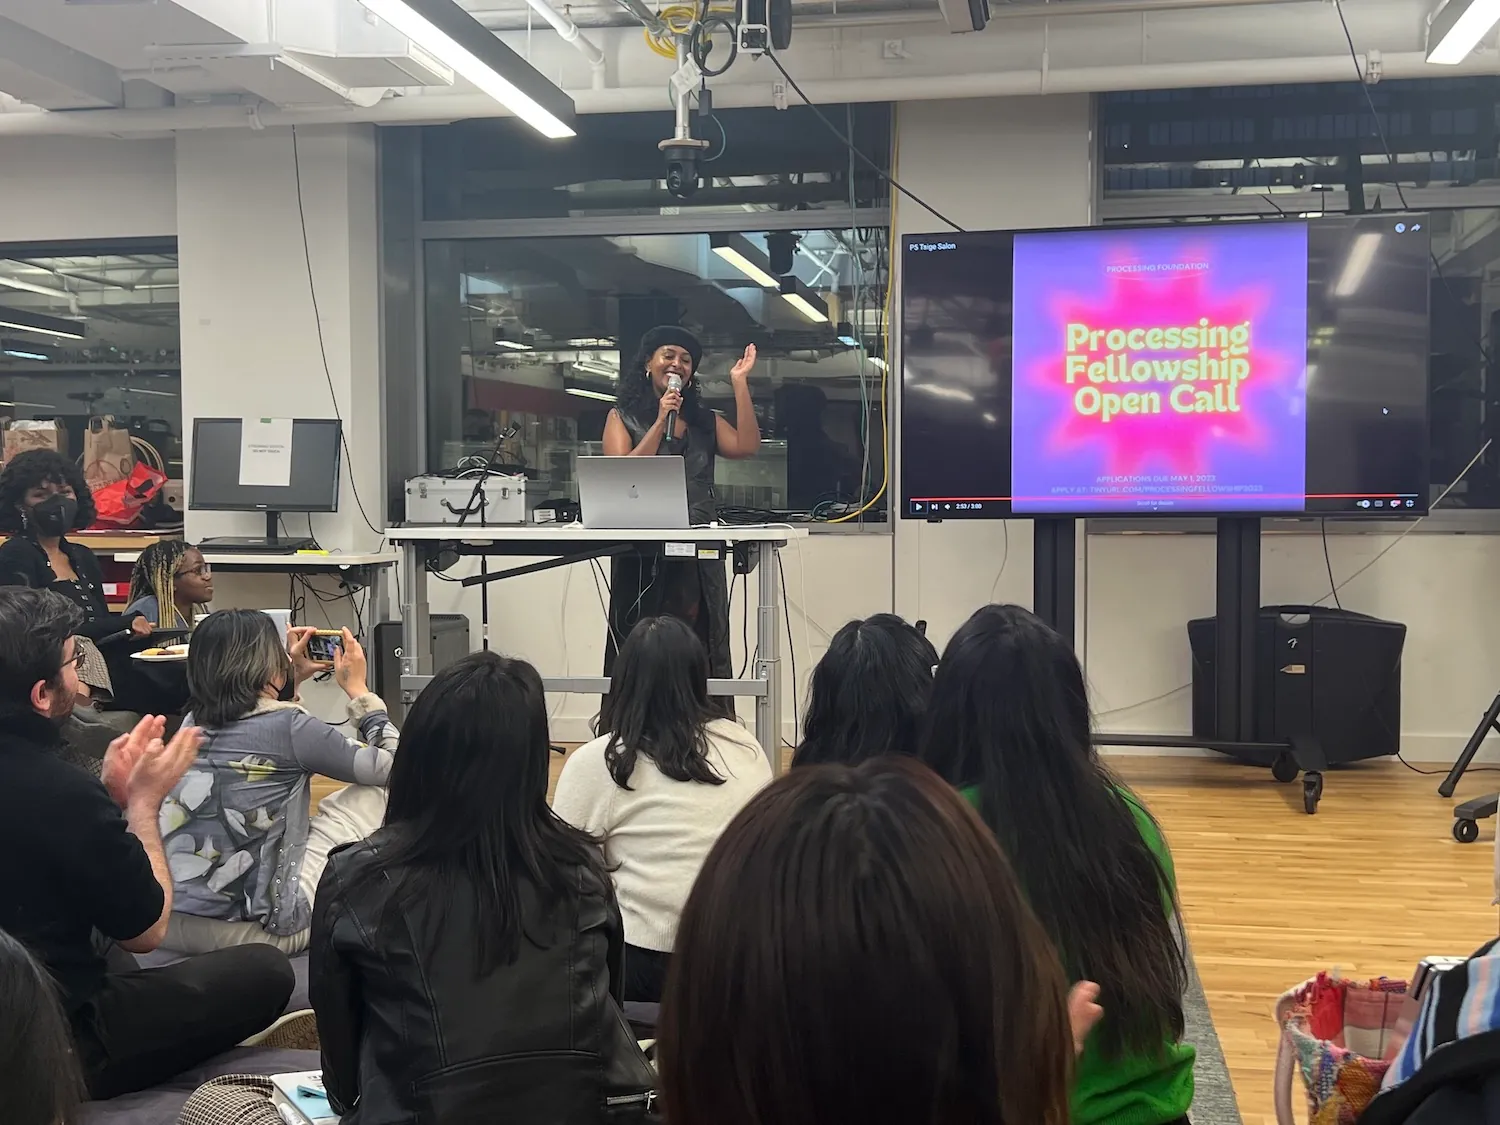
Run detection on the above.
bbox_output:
[828,114,898,525]
[645,5,741,60]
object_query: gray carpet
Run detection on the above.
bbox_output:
[1183,937,1244,1125]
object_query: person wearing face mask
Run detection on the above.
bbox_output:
[0,588,296,1101]
[601,326,761,705]
[162,609,399,956]
[0,450,154,645]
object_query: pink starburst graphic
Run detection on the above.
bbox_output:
[1029,258,1289,477]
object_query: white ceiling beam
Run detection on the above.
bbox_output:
[0,15,123,109]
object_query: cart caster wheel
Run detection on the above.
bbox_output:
[1272,752,1299,784]
[1455,818,1481,844]
[1302,772,1323,815]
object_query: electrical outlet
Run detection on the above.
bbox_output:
[882,39,908,60]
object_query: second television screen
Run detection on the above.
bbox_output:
[900,217,1430,518]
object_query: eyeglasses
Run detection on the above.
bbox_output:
[64,648,87,672]
[176,563,213,578]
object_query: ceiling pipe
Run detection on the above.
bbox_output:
[471,0,1307,30]
[519,0,610,87]
[0,49,1496,135]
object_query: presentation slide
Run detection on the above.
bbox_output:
[1010,224,1310,513]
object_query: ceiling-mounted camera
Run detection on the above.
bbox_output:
[659,136,711,200]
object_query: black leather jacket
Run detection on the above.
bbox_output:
[310,830,651,1125]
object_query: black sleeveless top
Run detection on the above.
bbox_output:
[617,408,717,525]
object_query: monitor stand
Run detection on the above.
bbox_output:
[199,511,316,554]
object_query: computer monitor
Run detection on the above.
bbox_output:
[190,418,342,550]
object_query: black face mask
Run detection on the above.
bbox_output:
[28,494,78,537]
[277,677,297,703]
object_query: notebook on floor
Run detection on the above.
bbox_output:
[270,1072,338,1125]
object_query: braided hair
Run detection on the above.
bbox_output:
[615,337,713,434]
[128,540,207,628]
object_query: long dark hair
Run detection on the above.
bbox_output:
[659,757,1073,1125]
[597,616,725,790]
[186,609,293,726]
[615,338,711,432]
[374,651,608,974]
[920,604,1186,1059]
[792,614,939,768]
[0,928,85,1125]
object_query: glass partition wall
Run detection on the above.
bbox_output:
[415,106,894,522]
[0,242,182,477]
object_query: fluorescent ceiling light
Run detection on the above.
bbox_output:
[868,356,888,371]
[359,0,576,139]
[0,272,70,300]
[710,232,779,289]
[0,400,59,409]
[573,360,618,379]
[1334,232,1381,297]
[567,337,615,348]
[0,305,84,339]
[566,386,616,402]
[1427,0,1500,63]
[120,387,178,397]
[779,277,830,324]
[3,348,50,361]
[493,338,533,351]
[911,383,975,402]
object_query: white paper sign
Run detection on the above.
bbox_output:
[239,417,294,487]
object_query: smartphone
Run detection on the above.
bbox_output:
[307,630,342,663]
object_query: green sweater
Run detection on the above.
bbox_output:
[960,785,1195,1125]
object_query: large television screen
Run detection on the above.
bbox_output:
[899,216,1431,518]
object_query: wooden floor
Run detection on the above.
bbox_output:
[318,753,1500,1125]
[1111,756,1499,1125]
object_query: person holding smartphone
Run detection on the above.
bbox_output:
[160,610,399,956]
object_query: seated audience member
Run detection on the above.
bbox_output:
[919,603,1195,1125]
[791,613,939,768]
[312,652,653,1124]
[163,611,397,955]
[659,757,1080,1125]
[0,588,294,1101]
[0,450,152,710]
[126,540,214,628]
[0,926,86,1125]
[553,615,772,1002]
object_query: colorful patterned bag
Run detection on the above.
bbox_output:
[1273,972,1408,1125]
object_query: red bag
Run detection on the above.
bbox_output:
[91,461,168,528]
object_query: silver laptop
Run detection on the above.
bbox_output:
[576,455,691,530]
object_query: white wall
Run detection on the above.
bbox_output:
[176,124,383,554]
[0,136,175,242]
[174,126,382,716]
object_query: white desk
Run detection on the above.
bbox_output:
[386,524,809,763]
[109,550,398,623]
[109,550,399,571]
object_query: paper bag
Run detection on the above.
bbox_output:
[83,415,135,489]
[2,420,65,465]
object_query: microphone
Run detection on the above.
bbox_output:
[664,373,682,443]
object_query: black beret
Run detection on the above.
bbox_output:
[640,325,703,372]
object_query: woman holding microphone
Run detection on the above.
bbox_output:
[601,325,760,705]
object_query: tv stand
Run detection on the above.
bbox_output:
[1032,515,1327,814]
[199,510,316,554]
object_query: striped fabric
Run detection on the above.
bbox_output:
[1381,938,1500,1094]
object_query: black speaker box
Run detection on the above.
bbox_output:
[372,615,471,721]
[1188,605,1405,765]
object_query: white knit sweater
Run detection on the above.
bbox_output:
[551,718,772,952]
